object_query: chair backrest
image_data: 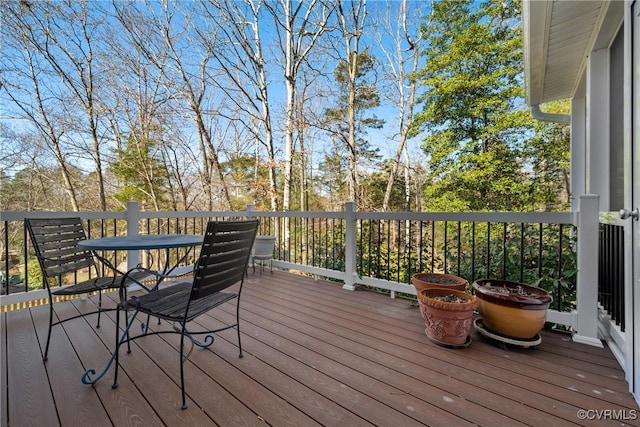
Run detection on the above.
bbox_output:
[25,217,96,282]
[191,220,259,300]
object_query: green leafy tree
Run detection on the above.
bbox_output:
[359,160,408,211]
[407,0,573,306]
[315,151,349,211]
[524,100,571,211]
[109,132,169,210]
[413,0,534,212]
[221,154,263,210]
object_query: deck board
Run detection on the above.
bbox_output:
[2,270,639,427]
[5,306,59,426]
[237,288,568,425]
[210,308,444,426]
[240,278,601,425]
[225,299,515,426]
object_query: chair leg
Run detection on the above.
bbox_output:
[96,290,103,328]
[43,299,54,362]
[112,305,122,389]
[179,325,188,410]
[125,310,132,354]
[236,301,243,358]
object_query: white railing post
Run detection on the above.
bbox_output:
[573,194,603,347]
[343,201,357,291]
[126,200,140,271]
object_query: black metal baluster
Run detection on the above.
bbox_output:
[486,222,491,278]
[457,222,462,277]
[444,221,448,274]
[471,222,476,282]
[502,223,507,279]
[430,220,435,273]
[520,223,525,283]
[557,225,564,311]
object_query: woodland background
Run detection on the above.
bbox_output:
[0,0,570,215]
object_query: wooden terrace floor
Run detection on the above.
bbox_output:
[1,270,639,426]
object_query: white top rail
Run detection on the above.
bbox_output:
[1,208,575,225]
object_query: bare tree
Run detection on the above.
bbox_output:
[104,3,177,211]
[336,0,368,205]
[292,69,331,262]
[0,0,434,216]
[115,2,232,210]
[378,0,427,211]
[295,72,319,212]
[1,0,111,210]
[264,0,334,215]
[201,0,279,211]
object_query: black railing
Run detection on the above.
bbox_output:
[355,218,576,312]
[0,208,578,315]
[599,223,625,331]
[1,217,126,295]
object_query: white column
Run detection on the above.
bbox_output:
[586,49,610,210]
[572,194,603,347]
[570,96,587,211]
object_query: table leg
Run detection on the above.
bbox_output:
[81,305,138,386]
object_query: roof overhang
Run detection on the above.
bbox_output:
[523,0,623,106]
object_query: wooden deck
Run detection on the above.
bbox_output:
[2,270,639,427]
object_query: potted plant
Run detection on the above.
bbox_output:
[417,288,477,347]
[472,279,552,339]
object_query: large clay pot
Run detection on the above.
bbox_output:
[472,279,552,339]
[418,288,477,347]
[412,272,468,293]
[413,273,468,320]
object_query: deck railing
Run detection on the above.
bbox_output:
[597,211,629,363]
[0,195,603,346]
[599,223,626,332]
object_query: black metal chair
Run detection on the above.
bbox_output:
[26,217,144,361]
[111,220,258,410]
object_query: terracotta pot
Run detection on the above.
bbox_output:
[472,279,552,339]
[418,288,477,347]
[412,272,468,293]
[413,273,468,320]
